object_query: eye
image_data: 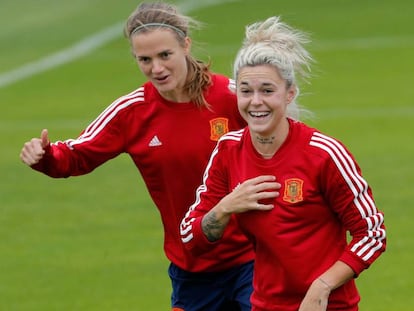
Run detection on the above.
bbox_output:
[160,51,171,59]
[262,88,274,94]
[239,88,252,95]
[137,56,151,64]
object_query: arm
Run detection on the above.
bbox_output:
[201,175,280,242]
[19,96,135,177]
[21,126,123,178]
[301,135,387,310]
[180,139,280,253]
[298,261,354,311]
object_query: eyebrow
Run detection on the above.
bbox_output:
[136,49,172,58]
[239,81,275,87]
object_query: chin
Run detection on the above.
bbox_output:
[155,83,175,94]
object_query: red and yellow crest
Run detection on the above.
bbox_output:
[283,178,304,203]
[209,117,229,141]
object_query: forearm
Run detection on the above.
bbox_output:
[317,260,355,291]
[201,202,232,242]
[299,261,355,310]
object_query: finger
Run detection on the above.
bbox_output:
[30,138,46,156]
[250,175,276,185]
[254,181,281,192]
[256,191,279,200]
[253,191,279,208]
[40,129,50,148]
[255,202,274,211]
[239,176,277,191]
[20,139,45,165]
[20,147,38,165]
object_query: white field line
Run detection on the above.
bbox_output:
[0,22,124,89]
[0,0,412,89]
[0,0,238,89]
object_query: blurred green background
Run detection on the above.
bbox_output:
[1,0,413,310]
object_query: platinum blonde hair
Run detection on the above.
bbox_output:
[233,16,313,120]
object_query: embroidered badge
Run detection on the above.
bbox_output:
[209,117,229,141]
[283,178,304,203]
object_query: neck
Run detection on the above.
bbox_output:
[255,138,277,158]
[256,149,276,158]
[252,119,290,158]
[160,90,190,103]
[158,80,189,103]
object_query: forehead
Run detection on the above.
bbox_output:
[131,28,181,55]
[237,65,283,85]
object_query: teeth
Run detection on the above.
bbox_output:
[249,111,269,117]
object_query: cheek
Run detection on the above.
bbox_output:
[237,98,249,115]
[137,63,151,76]
[175,56,188,74]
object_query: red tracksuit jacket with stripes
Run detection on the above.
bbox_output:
[180,118,386,310]
[31,74,254,273]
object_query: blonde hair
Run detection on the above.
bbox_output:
[124,2,212,108]
[233,16,313,120]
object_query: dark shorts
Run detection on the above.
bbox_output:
[168,261,254,311]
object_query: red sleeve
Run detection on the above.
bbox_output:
[180,138,232,254]
[317,134,386,276]
[30,91,141,178]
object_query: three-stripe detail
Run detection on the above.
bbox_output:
[310,132,385,261]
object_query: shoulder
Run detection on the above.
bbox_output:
[308,129,349,157]
[216,128,246,150]
[219,128,245,142]
[96,83,159,126]
[111,82,159,113]
[209,73,236,96]
[298,122,354,167]
[204,74,238,116]
[205,128,246,164]
[111,85,146,110]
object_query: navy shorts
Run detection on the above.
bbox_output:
[168,260,253,311]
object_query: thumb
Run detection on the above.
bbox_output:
[40,129,50,148]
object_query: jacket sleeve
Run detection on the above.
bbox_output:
[31,99,129,178]
[320,136,386,276]
[180,140,231,255]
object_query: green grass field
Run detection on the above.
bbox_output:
[1,0,413,310]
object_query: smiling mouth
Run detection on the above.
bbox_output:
[249,111,270,118]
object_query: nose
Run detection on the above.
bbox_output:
[251,91,263,105]
[151,59,164,74]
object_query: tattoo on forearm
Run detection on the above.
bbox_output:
[202,211,226,242]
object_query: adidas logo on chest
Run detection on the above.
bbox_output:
[149,135,162,147]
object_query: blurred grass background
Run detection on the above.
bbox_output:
[1,0,413,310]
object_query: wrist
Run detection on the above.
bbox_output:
[317,277,332,291]
[216,199,233,217]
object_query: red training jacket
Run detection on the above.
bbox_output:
[32,74,254,272]
[181,119,386,310]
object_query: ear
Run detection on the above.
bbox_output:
[184,36,192,54]
[287,85,297,104]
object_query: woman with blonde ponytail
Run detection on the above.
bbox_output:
[181,16,386,311]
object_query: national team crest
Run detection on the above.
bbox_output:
[209,117,229,141]
[283,178,304,203]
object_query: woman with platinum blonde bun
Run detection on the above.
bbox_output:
[181,16,386,311]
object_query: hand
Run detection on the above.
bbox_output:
[201,175,280,242]
[20,129,50,166]
[298,278,331,311]
[220,175,280,214]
